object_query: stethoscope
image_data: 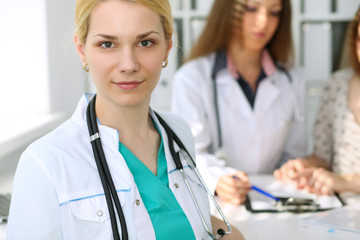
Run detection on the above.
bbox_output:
[86,95,231,240]
[211,55,303,159]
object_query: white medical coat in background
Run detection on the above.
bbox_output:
[171,52,307,193]
[7,94,212,240]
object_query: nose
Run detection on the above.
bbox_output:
[255,8,268,29]
[117,48,140,74]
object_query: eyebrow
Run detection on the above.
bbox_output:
[249,0,282,7]
[93,31,160,40]
[136,31,160,39]
[93,34,118,40]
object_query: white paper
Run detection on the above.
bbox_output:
[300,204,360,235]
[247,176,343,211]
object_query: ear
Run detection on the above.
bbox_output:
[74,33,87,64]
[165,38,173,59]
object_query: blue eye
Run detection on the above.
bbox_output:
[100,42,114,48]
[138,40,153,47]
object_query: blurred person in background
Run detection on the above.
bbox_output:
[275,7,360,195]
[171,0,307,205]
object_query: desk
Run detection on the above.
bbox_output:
[0,225,5,240]
[211,175,360,240]
[1,175,359,239]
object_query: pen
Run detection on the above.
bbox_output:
[251,185,280,202]
[232,175,280,201]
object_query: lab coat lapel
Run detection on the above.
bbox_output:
[150,110,178,173]
[254,76,280,123]
[216,73,254,120]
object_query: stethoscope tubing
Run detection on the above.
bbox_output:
[86,95,128,240]
[155,112,231,239]
[212,73,223,148]
[86,96,230,239]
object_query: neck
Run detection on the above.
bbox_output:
[228,41,262,71]
[228,40,263,89]
[93,94,160,174]
[95,94,153,140]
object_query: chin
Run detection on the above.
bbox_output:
[242,40,267,52]
[117,96,150,108]
[247,45,266,52]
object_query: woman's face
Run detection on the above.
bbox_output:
[75,0,172,108]
[239,0,282,51]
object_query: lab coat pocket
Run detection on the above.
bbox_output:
[70,192,126,223]
[64,192,127,240]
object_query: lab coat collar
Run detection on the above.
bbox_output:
[71,94,179,176]
[69,94,134,191]
[149,111,179,172]
[71,93,119,150]
[254,73,280,122]
[216,69,280,121]
[226,49,277,79]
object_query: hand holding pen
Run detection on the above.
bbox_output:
[215,171,251,205]
[232,175,280,202]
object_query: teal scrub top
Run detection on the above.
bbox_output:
[119,128,196,240]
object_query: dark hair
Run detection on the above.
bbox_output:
[349,7,360,75]
[187,0,293,67]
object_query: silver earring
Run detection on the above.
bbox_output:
[82,63,89,72]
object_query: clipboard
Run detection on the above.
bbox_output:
[244,176,346,213]
[245,193,345,213]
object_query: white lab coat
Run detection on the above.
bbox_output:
[7,94,212,240]
[171,52,307,193]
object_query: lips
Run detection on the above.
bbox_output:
[114,81,143,90]
[253,31,266,38]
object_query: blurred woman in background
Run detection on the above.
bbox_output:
[172,0,306,205]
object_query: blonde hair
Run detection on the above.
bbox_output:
[187,0,293,67]
[75,0,174,44]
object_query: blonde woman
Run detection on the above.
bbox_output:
[7,0,243,239]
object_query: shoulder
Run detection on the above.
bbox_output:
[275,66,306,92]
[280,66,305,85]
[323,68,353,95]
[273,65,305,84]
[328,68,353,86]
[287,66,305,80]
[155,111,195,155]
[22,118,83,166]
[156,111,192,140]
[174,53,216,79]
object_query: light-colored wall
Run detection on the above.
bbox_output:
[0,1,85,193]
[46,0,86,115]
